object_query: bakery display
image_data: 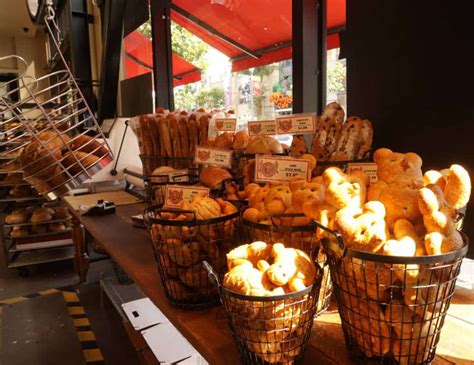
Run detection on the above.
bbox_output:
[145,194,240,307]
[219,241,321,364]
[199,166,232,190]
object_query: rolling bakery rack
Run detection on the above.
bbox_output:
[0,2,113,273]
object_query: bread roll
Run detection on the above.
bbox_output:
[31,211,53,223]
[62,151,100,176]
[53,206,71,219]
[150,166,176,183]
[5,209,28,224]
[48,222,66,233]
[232,131,249,150]
[245,135,283,154]
[10,226,29,237]
[70,134,109,158]
[199,166,232,189]
[214,132,234,150]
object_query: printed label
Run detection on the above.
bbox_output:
[346,162,378,184]
[275,113,316,134]
[194,146,232,168]
[255,155,310,183]
[248,120,277,136]
[163,185,210,208]
[150,169,189,183]
[215,118,237,132]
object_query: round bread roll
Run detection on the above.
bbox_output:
[20,132,64,178]
[5,209,28,224]
[62,151,100,176]
[10,226,29,237]
[48,222,66,233]
[150,166,175,183]
[199,166,232,189]
[233,131,249,150]
[245,135,283,154]
[70,134,109,157]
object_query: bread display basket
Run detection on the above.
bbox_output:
[203,259,323,364]
[144,203,241,309]
[145,169,199,205]
[318,221,469,365]
[0,5,113,200]
[242,213,332,316]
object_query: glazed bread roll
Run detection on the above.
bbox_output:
[199,166,232,189]
[5,209,28,224]
[245,135,283,154]
[233,131,249,150]
[70,134,109,158]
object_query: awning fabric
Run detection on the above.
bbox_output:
[124,31,201,86]
[171,0,345,72]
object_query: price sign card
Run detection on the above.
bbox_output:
[347,162,378,184]
[255,155,310,184]
[150,169,189,184]
[275,113,316,134]
[164,185,210,208]
[248,120,277,136]
[194,146,232,168]
[215,118,237,132]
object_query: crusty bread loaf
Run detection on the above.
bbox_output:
[62,151,100,176]
[158,117,172,157]
[198,115,209,147]
[147,116,161,156]
[324,117,343,159]
[214,132,234,150]
[355,119,373,160]
[232,131,249,150]
[139,115,153,155]
[5,209,28,224]
[168,114,182,158]
[188,118,199,155]
[331,116,362,161]
[311,116,329,159]
[245,135,283,154]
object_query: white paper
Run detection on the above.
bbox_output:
[141,322,197,364]
[121,298,168,330]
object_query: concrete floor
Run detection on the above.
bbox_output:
[0,259,141,365]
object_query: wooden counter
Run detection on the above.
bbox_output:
[70,203,474,365]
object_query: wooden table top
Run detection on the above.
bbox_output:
[73,203,474,365]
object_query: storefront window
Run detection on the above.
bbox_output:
[326,47,347,113]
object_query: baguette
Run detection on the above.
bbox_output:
[158,117,172,157]
[167,114,182,158]
[139,115,153,155]
[188,118,199,155]
[356,119,373,159]
[198,115,209,147]
[178,116,190,157]
[148,116,161,156]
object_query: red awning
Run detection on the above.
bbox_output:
[171,0,345,72]
[124,31,201,87]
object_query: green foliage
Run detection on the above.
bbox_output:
[174,84,197,110]
[196,87,225,110]
[138,21,209,70]
[327,60,346,94]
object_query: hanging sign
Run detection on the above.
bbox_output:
[248,120,277,136]
[255,155,310,184]
[163,185,210,209]
[194,146,232,168]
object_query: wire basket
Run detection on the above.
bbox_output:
[242,213,332,315]
[145,170,199,205]
[319,222,469,364]
[0,9,113,200]
[144,204,241,309]
[203,261,323,364]
[140,154,197,179]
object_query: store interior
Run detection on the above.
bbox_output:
[0,0,473,365]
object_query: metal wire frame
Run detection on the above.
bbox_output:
[0,5,113,200]
[319,221,469,364]
[203,261,323,364]
[242,213,333,316]
[144,204,241,309]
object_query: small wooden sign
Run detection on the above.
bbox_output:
[255,155,310,184]
[275,113,316,134]
[163,185,210,208]
[194,146,232,168]
[346,162,378,184]
[248,120,277,136]
[215,118,237,132]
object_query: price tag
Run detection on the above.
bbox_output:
[194,146,232,168]
[347,162,378,184]
[248,120,277,136]
[275,113,316,134]
[215,118,237,132]
[163,185,210,208]
[150,169,189,184]
[255,155,310,184]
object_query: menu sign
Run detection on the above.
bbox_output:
[255,155,310,183]
[275,113,316,134]
[194,146,232,168]
[163,185,210,208]
[215,118,237,132]
[248,120,277,136]
[346,162,378,183]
